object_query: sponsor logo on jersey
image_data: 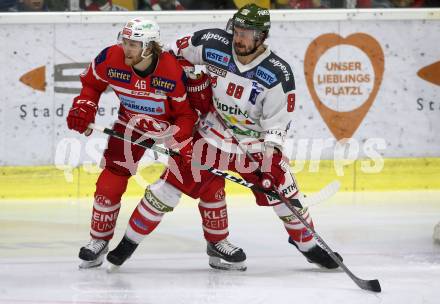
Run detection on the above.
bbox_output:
[245,71,255,79]
[228,63,237,73]
[266,129,284,138]
[205,48,231,67]
[150,76,176,92]
[207,64,227,77]
[215,99,249,118]
[269,58,291,81]
[154,89,167,96]
[107,68,132,83]
[201,32,230,45]
[119,94,165,115]
[256,66,277,85]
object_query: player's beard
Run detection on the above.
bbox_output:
[234,41,258,57]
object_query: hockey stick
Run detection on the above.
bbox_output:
[285,197,381,292]
[88,123,337,208]
[211,111,341,207]
[212,112,381,293]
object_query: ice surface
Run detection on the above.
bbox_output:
[1,191,439,304]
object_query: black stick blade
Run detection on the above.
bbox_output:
[358,279,381,293]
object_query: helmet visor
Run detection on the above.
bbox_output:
[233,26,259,40]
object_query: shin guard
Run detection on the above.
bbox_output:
[125,181,181,243]
[273,203,316,252]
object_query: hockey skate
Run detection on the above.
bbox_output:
[207,239,247,271]
[106,236,138,270]
[289,237,342,269]
[78,239,109,269]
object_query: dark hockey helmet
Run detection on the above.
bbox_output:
[228,3,271,34]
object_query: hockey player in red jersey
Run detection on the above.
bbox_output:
[66,18,198,269]
[105,58,248,271]
[107,4,343,272]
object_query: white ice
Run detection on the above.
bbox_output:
[1,191,439,304]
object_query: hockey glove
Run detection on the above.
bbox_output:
[66,97,98,134]
[251,148,289,190]
[186,72,213,115]
[177,58,213,115]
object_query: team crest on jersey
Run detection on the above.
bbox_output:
[150,77,176,92]
[256,66,277,86]
[107,68,132,83]
[205,48,231,67]
[214,188,225,200]
[206,64,227,77]
[249,81,264,105]
[95,195,112,206]
[125,112,171,133]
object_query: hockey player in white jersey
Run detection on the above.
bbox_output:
[107,3,342,271]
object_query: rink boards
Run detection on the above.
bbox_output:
[1,158,440,199]
[0,9,440,199]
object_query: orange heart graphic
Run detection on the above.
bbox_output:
[304,33,384,140]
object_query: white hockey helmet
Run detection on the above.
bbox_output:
[119,18,161,50]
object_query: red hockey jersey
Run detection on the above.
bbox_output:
[77,44,197,142]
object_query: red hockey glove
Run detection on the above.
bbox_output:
[177,58,213,115]
[186,72,213,115]
[66,97,98,134]
[251,148,289,190]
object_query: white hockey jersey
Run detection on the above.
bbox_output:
[173,28,296,153]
